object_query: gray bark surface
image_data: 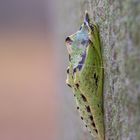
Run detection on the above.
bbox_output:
[56,0,140,140]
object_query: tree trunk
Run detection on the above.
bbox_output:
[57,0,140,139]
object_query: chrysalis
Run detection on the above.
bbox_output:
[65,12,105,140]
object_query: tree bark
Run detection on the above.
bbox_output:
[57,0,140,139]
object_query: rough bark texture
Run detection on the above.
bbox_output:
[90,0,140,140]
[57,0,140,140]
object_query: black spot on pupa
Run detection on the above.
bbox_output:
[81,40,87,45]
[77,52,86,71]
[81,117,83,120]
[75,83,79,88]
[94,73,96,79]
[92,122,95,127]
[90,24,94,31]
[89,116,93,121]
[74,94,76,97]
[86,106,91,112]
[96,78,98,86]
[66,37,73,43]
[81,94,87,102]
[67,68,69,74]
[94,73,98,86]
[88,39,93,45]
[77,107,79,110]
[95,129,98,134]
[69,55,71,61]
[85,125,87,127]
[73,68,76,73]
[79,26,82,30]
[67,84,71,88]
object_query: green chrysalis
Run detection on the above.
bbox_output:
[65,11,105,140]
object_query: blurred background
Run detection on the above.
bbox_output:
[0,0,139,140]
[0,0,91,140]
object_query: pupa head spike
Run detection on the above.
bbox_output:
[84,11,90,24]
